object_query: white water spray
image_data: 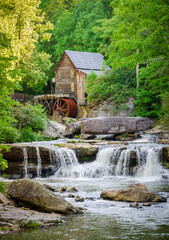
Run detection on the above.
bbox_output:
[23,148,28,178]
[52,144,166,179]
[19,140,167,179]
[142,148,163,177]
[36,146,42,178]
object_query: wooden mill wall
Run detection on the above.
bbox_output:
[54,53,86,105]
[54,53,77,100]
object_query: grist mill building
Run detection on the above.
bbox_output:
[34,50,110,118]
[54,50,110,105]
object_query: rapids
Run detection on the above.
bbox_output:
[2,135,169,240]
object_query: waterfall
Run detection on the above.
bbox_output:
[21,142,79,178]
[142,148,163,177]
[51,148,79,178]
[23,148,28,178]
[36,146,42,178]
[20,140,167,179]
[52,144,165,178]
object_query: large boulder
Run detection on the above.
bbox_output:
[44,121,66,139]
[64,117,153,137]
[101,183,167,202]
[81,117,153,135]
[64,121,81,137]
[6,179,82,214]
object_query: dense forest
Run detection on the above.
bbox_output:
[0,0,168,149]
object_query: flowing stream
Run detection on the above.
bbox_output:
[3,137,169,240]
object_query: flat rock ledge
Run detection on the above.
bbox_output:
[0,179,83,235]
[0,203,62,236]
[101,184,167,203]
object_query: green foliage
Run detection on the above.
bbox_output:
[162,161,169,169]
[0,151,8,171]
[0,102,48,144]
[39,0,112,62]
[0,124,20,144]
[0,179,6,193]
[20,128,44,142]
[20,51,53,95]
[13,103,48,132]
[133,58,169,119]
[160,92,169,130]
[24,222,40,228]
[0,97,20,144]
[0,226,8,231]
[96,0,169,120]
[0,0,53,144]
[86,69,135,109]
[0,145,8,193]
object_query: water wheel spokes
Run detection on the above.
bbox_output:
[53,98,77,118]
[57,99,69,117]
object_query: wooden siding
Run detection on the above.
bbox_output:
[54,53,77,100]
[54,52,87,104]
[76,70,86,105]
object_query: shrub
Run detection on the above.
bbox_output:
[13,103,48,132]
[24,222,40,228]
[0,123,20,143]
[0,145,9,193]
[20,127,44,142]
[86,69,135,109]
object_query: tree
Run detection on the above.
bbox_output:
[39,0,112,62]
[96,0,169,119]
[0,0,52,143]
[86,69,135,109]
[0,0,53,94]
[19,51,53,95]
[0,0,53,63]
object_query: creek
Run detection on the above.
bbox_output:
[2,135,169,240]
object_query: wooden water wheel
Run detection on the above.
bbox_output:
[53,98,77,118]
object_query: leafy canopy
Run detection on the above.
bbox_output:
[95,0,169,119]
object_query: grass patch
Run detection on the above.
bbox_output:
[25,222,40,228]
[0,227,8,231]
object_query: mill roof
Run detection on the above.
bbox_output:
[54,50,111,74]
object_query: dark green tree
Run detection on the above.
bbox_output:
[96,0,169,119]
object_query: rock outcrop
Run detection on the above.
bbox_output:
[2,145,55,178]
[64,121,81,137]
[64,117,153,138]
[44,121,66,139]
[55,142,98,163]
[0,203,62,235]
[81,117,153,135]
[101,183,167,202]
[162,147,169,163]
[6,179,82,214]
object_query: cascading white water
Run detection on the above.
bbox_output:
[142,148,163,177]
[20,140,167,179]
[21,140,79,178]
[36,146,42,178]
[52,144,166,179]
[51,148,79,178]
[23,148,28,178]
